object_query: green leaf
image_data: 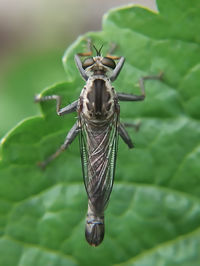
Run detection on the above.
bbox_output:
[1,0,200,265]
[0,50,66,138]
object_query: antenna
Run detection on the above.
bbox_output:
[93,44,104,56]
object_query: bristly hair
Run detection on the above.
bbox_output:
[93,44,104,56]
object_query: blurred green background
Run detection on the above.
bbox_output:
[0,0,156,138]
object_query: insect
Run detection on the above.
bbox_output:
[35,40,162,246]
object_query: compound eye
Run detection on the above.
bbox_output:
[82,57,95,69]
[101,57,116,69]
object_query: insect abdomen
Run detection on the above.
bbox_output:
[85,206,104,247]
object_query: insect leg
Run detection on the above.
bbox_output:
[106,43,120,59]
[123,122,141,132]
[117,72,163,101]
[78,37,93,57]
[110,57,125,82]
[74,55,88,81]
[35,94,78,116]
[74,38,93,81]
[118,122,134,148]
[104,42,125,82]
[38,122,79,169]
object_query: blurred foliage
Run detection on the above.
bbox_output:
[1,0,200,265]
[0,49,66,137]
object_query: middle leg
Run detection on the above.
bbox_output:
[117,72,163,101]
[38,122,79,169]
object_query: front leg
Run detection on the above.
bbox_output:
[118,72,163,101]
[35,94,78,116]
[74,38,93,81]
[110,57,125,82]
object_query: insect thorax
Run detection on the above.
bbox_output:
[79,76,117,123]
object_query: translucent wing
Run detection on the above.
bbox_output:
[79,114,119,214]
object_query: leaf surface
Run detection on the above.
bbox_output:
[0,0,200,265]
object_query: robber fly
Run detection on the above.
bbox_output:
[35,40,162,246]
